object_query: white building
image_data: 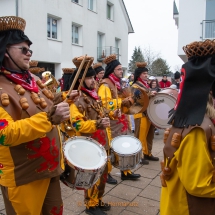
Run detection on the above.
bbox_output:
[173,0,215,62]
[0,0,134,79]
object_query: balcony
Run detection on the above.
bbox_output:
[201,20,215,40]
[97,46,119,62]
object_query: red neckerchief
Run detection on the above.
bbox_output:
[137,77,149,88]
[81,87,99,100]
[109,73,121,90]
[1,67,39,93]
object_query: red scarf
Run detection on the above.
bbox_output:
[109,73,121,90]
[81,87,99,100]
[138,77,149,88]
[1,67,39,93]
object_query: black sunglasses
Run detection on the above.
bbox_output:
[9,46,33,56]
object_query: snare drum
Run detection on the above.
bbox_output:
[110,135,142,171]
[61,136,107,190]
[147,88,178,129]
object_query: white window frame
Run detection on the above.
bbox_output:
[88,0,96,12]
[115,38,121,55]
[47,15,61,40]
[97,32,105,58]
[72,23,82,45]
[107,1,114,21]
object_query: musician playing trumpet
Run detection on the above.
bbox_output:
[69,57,111,215]
[132,62,159,164]
[98,54,141,182]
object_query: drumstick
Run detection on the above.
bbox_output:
[77,58,92,91]
[64,55,87,102]
[104,87,109,117]
[114,84,119,110]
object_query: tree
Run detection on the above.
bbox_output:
[142,46,160,73]
[128,46,145,73]
[151,58,171,76]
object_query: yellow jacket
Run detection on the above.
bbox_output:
[160,128,215,215]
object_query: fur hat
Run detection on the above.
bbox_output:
[133,62,148,83]
[93,63,104,74]
[62,68,75,74]
[103,54,121,78]
[168,39,215,128]
[0,16,32,67]
[28,61,45,74]
[69,56,95,90]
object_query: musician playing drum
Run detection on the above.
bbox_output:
[69,58,111,215]
[0,16,79,215]
[132,62,159,164]
[98,54,141,181]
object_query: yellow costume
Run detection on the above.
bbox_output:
[161,118,215,215]
[70,91,108,209]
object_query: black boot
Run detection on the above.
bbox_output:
[106,174,117,185]
[98,200,111,211]
[85,207,107,215]
[144,154,159,161]
[140,158,149,165]
[121,171,141,180]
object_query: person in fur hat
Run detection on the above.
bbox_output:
[132,62,159,165]
[0,16,79,215]
[68,57,110,215]
[160,39,215,215]
[98,54,141,182]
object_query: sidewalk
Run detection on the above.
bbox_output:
[0,131,164,215]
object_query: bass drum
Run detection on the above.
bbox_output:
[60,136,107,190]
[147,88,178,129]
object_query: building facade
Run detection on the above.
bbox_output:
[0,0,133,79]
[173,0,215,62]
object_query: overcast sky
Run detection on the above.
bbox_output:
[123,0,183,72]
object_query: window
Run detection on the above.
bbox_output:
[72,24,82,45]
[97,32,105,60]
[115,38,120,51]
[107,2,114,20]
[88,0,96,12]
[47,16,60,39]
[72,0,79,3]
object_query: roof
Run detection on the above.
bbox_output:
[173,0,179,15]
[120,0,134,34]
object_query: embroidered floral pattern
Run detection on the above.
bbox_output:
[72,117,82,131]
[91,130,106,146]
[27,137,59,172]
[0,163,4,175]
[0,134,10,146]
[50,205,63,215]
[0,119,8,130]
[116,114,129,132]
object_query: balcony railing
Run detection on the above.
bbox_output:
[201,20,215,40]
[97,46,119,62]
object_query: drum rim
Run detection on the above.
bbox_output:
[111,135,142,154]
[64,136,107,170]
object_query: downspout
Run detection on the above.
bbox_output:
[16,0,18,16]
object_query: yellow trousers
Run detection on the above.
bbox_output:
[1,177,63,215]
[85,163,108,208]
[134,115,154,155]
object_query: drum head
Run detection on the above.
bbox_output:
[64,137,107,170]
[147,93,176,128]
[111,135,142,154]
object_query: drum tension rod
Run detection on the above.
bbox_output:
[60,129,70,139]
